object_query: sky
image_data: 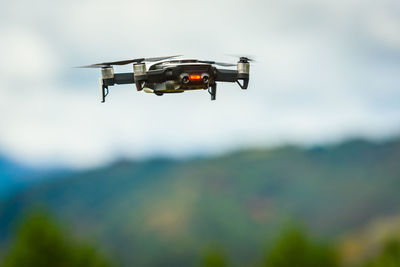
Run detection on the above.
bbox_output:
[0,0,399,168]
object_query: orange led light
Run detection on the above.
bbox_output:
[189,75,201,81]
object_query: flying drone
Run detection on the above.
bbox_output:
[78,55,251,102]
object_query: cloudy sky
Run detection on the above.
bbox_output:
[1,0,399,168]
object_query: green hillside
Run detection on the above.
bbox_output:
[0,138,399,266]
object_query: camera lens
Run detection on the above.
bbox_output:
[182,76,189,83]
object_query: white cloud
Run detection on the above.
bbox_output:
[0,0,399,168]
[0,27,59,90]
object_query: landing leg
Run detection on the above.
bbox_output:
[99,78,109,103]
[209,83,216,101]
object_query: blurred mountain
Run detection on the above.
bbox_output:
[339,214,400,266]
[0,154,68,199]
[0,155,34,198]
[0,138,399,266]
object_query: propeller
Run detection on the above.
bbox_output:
[76,55,182,68]
[226,54,257,63]
[198,60,236,67]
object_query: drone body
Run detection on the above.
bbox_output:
[79,56,251,102]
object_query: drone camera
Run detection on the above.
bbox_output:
[181,73,190,83]
[201,73,209,83]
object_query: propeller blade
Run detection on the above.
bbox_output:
[240,57,256,62]
[145,55,182,62]
[198,60,236,67]
[76,55,182,68]
[75,64,112,68]
[226,54,257,63]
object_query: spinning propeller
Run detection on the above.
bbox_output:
[77,55,182,68]
[226,54,257,63]
[198,60,236,67]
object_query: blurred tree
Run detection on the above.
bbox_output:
[2,211,112,267]
[363,238,400,267]
[263,227,338,267]
[201,245,229,267]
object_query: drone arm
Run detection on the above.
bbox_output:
[214,69,238,82]
[101,73,135,87]
[103,73,135,85]
[114,73,135,84]
[214,68,249,89]
[100,73,135,103]
[145,69,174,83]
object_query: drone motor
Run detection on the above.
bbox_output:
[101,67,114,79]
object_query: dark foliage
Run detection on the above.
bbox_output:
[2,211,112,267]
[263,227,338,267]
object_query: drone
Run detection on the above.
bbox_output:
[78,55,251,102]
